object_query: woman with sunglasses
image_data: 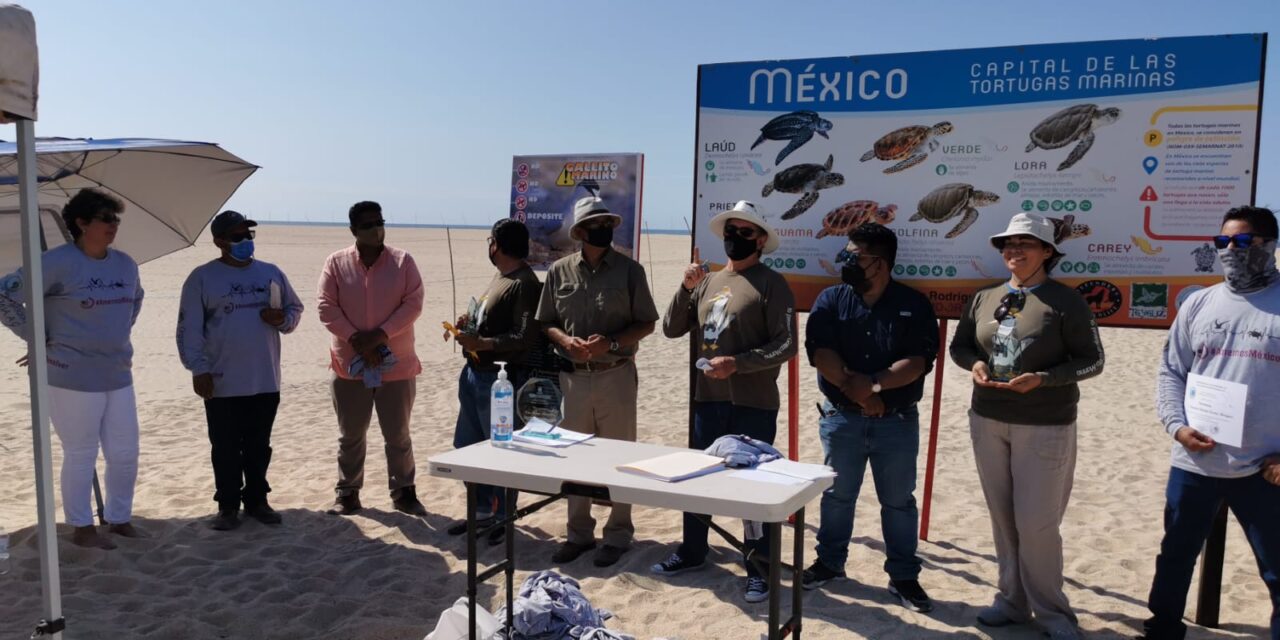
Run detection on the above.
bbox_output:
[0,188,145,549]
[949,212,1104,640]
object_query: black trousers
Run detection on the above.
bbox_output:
[204,392,280,510]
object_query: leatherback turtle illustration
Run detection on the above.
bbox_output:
[1025,104,1121,171]
[909,183,1000,239]
[860,122,953,174]
[1046,215,1090,244]
[815,201,898,239]
[751,110,834,166]
[1192,243,1217,273]
[761,154,845,220]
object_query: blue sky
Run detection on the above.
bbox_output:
[12,0,1280,229]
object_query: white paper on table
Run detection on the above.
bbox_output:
[512,420,594,448]
[269,280,282,309]
[729,468,809,486]
[757,458,837,481]
[1184,373,1248,448]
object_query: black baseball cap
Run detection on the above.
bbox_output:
[210,210,258,238]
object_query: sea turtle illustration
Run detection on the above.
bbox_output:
[860,122,953,174]
[1134,289,1162,305]
[751,110,834,166]
[909,183,1000,239]
[1046,215,1090,244]
[761,154,845,220]
[1192,243,1217,273]
[1025,104,1121,171]
[815,201,898,239]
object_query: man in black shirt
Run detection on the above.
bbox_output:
[801,223,939,613]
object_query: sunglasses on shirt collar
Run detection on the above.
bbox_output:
[993,290,1026,323]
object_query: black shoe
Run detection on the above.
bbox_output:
[551,540,596,563]
[486,524,506,547]
[326,492,362,516]
[650,552,706,576]
[209,508,241,531]
[244,501,283,525]
[801,561,846,590]
[888,579,934,613]
[392,486,428,516]
[593,544,627,567]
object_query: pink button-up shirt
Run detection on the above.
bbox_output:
[317,245,424,381]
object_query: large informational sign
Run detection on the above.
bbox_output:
[510,153,644,270]
[695,34,1265,326]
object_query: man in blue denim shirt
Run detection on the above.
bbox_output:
[801,223,939,613]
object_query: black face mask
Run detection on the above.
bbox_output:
[723,234,759,261]
[584,226,614,248]
[841,258,878,293]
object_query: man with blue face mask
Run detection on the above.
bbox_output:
[1142,206,1280,640]
[178,210,305,531]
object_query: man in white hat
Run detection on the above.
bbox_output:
[650,200,796,603]
[535,195,660,568]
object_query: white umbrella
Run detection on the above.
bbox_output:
[0,137,259,273]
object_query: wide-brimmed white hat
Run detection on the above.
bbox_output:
[709,200,780,254]
[568,196,623,238]
[990,212,1059,252]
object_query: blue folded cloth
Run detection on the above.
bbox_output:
[347,345,397,388]
[705,434,783,468]
[496,570,628,639]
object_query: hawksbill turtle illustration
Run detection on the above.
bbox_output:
[761,154,844,220]
[1046,215,1090,244]
[860,122,953,174]
[1192,243,1217,273]
[1026,104,1121,171]
[909,183,1000,239]
[751,110,833,166]
[815,201,897,239]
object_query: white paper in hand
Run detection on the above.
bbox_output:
[269,280,282,309]
[695,358,713,371]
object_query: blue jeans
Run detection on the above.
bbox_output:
[452,364,526,518]
[815,401,922,580]
[1144,467,1280,639]
[677,401,778,577]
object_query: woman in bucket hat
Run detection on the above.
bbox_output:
[949,212,1105,640]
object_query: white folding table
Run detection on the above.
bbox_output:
[428,437,833,640]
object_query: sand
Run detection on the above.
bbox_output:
[0,225,1271,639]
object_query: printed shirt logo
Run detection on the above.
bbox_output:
[701,287,736,352]
[77,277,134,311]
[220,281,269,315]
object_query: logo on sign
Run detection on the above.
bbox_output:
[1140,186,1158,202]
[516,180,528,193]
[1130,283,1169,320]
[515,196,527,210]
[1076,280,1123,319]
[517,163,530,178]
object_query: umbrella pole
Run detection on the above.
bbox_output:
[446,227,457,353]
[17,118,65,638]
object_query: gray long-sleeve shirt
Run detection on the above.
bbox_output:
[176,259,303,398]
[1157,280,1280,478]
[0,244,143,392]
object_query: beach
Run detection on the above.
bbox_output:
[0,224,1271,639]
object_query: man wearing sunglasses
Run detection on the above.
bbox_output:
[318,201,427,517]
[1142,206,1280,640]
[801,222,939,614]
[535,196,659,568]
[652,200,796,603]
[178,210,305,530]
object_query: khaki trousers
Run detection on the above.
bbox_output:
[559,361,638,548]
[332,376,417,498]
[969,410,1078,629]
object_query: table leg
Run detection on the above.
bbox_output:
[505,487,516,635]
[466,483,478,640]
[768,521,782,640]
[793,507,804,639]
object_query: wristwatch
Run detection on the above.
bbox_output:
[870,374,883,394]
[609,337,621,353]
